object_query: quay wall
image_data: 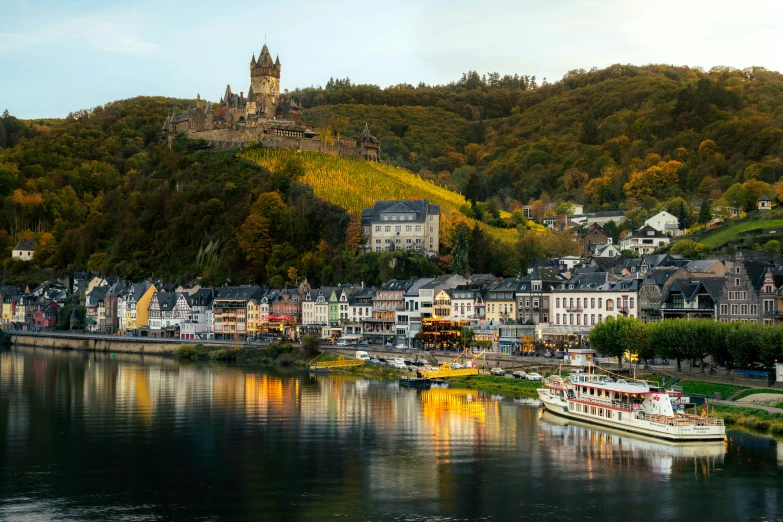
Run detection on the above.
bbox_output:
[9,332,197,355]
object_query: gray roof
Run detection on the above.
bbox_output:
[629,225,667,239]
[685,259,724,274]
[361,199,440,225]
[13,240,37,251]
[214,286,264,301]
[379,279,416,292]
[759,194,771,201]
[405,278,435,296]
[87,286,109,305]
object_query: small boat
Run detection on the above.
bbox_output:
[308,365,329,374]
[399,376,432,389]
[430,379,449,388]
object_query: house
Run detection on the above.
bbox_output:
[183,288,214,340]
[364,279,415,345]
[758,194,772,212]
[433,289,453,318]
[550,274,641,335]
[342,287,374,340]
[33,301,59,329]
[716,254,768,323]
[516,267,563,326]
[485,278,521,324]
[72,272,89,297]
[577,224,610,257]
[644,210,683,237]
[593,243,622,258]
[684,259,727,277]
[12,240,36,261]
[569,210,626,227]
[619,225,671,255]
[148,292,191,338]
[85,287,109,333]
[451,284,486,320]
[660,277,723,320]
[361,199,441,256]
[638,267,685,322]
[124,282,157,335]
[212,286,263,341]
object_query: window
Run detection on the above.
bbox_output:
[720,304,728,315]
[731,304,738,315]
[630,297,634,309]
[375,226,381,232]
[598,298,603,308]
[429,226,434,233]
[395,226,401,233]
[415,225,422,232]
[735,278,740,287]
[406,239,412,244]
[598,314,602,323]
[591,298,595,308]
[556,313,560,324]
[375,239,381,244]
[405,225,412,232]
[429,215,434,221]
[556,298,560,308]
[751,304,758,315]
[606,299,614,311]
[385,226,391,232]
[382,216,388,221]
[591,314,595,325]
[392,215,397,221]
[430,237,433,243]
[740,304,748,315]
[385,239,390,244]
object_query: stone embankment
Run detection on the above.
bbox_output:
[8,331,209,355]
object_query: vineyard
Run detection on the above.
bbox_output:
[237,148,523,245]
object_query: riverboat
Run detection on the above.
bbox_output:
[537,369,725,442]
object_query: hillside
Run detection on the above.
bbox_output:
[298,65,783,215]
[688,209,783,250]
[236,148,521,246]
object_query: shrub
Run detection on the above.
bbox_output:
[173,344,198,359]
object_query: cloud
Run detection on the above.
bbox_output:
[0,14,158,55]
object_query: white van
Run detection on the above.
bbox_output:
[355,351,370,361]
[392,358,407,370]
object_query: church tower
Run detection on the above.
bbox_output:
[250,44,281,118]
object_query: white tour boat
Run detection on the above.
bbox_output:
[537,369,725,442]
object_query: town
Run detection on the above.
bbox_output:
[5,196,782,356]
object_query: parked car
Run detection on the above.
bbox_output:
[385,342,392,347]
[392,358,407,370]
[359,341,369,347]
[512,370,527,379]
[355,350,370,361]
[490,367,506,376]
[544,351,553,358]
[336,340,349,347]
[450,362,465,370]
[525,372,543,381]
[555,352,565,359]
[395,343,407,350]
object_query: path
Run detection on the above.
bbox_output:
[713,399,783,414]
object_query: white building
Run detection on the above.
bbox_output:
[12,240,36,261]
[619,225,671,255]
[549,274,641,335]
[361,199,441,257]
[644,210,682,237]
[593,243,622,258]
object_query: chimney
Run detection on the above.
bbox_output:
[240,91,244,99]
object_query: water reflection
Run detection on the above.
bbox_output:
[539,411,725,477]
[1,347,782,521]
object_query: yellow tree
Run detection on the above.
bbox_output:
[623,161,681,200]
[236,215,273,268]
[584,176,613,206]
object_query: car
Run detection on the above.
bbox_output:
[358,341,369,347]
[490,367,506,376]
[450,362,465,370]
[555,352,565,359]
[395,343,407,350]
[525,372,543,381]
[512,370,527,379]
[336,340,349,347]
[385,342,392,347]
[544,351,553,358]
[355,350,370,361]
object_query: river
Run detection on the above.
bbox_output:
[1,347,781,521]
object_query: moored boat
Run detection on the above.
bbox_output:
[399,376,432,389]
[537,368,725,442]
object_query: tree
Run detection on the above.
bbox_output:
[667,198,693,230]
[584,175,614,206]
[764,240,781,256]
[302,335,321,357]
[555,202,575,216]
[669,239,706,258]
[451,223,471,276]
[589,316,646,368]
[623,161,681,200]
[237,214,273,268]
[698,201,712,224]
[723,183,748,212]
[465,171,483,205]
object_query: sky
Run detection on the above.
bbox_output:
[2,0,782,119]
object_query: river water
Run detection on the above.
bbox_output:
[1,347,781,521]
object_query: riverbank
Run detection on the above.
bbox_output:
[447,375,541,398]
[712,404,783,435]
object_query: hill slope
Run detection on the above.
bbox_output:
[236,148,520,245]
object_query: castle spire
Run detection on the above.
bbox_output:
[275,54,280,68]
[251,53,256,66]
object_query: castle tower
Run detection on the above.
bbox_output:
[250,44,281,118]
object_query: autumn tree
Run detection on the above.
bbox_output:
[623,161,682,200]
[237,215,273,268]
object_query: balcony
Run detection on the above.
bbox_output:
[763,310,783,317]
[564,306,583,312]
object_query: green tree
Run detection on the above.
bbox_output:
[697,201,712,224]
[302,335,321,357]
[237,214,273,269]
[723,183,748,211]
[451,223,472,276]
[669,239,706,258]
[465,171,483,206]
[589,316,646,368]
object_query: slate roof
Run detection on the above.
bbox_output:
[685,259,724,274]
[759,194,771,201]
[87,286,109,305]
[214,286,264,301]
[361,199,440,225]
[642,267,681,288]
[405,278,435,296]
[13,240,37,251]
[628,225,668,239]
[663,277,724,303]
[379,279,416,292]
[191,288,216,307]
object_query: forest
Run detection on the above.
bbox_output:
[1,63,782,286]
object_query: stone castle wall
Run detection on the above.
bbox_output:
[188,128,367,159]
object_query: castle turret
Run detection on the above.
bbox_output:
[250,43,281,117]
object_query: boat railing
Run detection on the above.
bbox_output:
[638,412,724,427]
[576,396,636,411]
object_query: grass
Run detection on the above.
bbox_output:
[695,216,783,248]
[447,374,542,398]
[731,388,783,401]
[676,380,747,398]
[712,404,783,435]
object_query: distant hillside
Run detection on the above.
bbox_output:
[298,65,783,215]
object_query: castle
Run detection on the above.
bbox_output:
[161,44,381,161]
